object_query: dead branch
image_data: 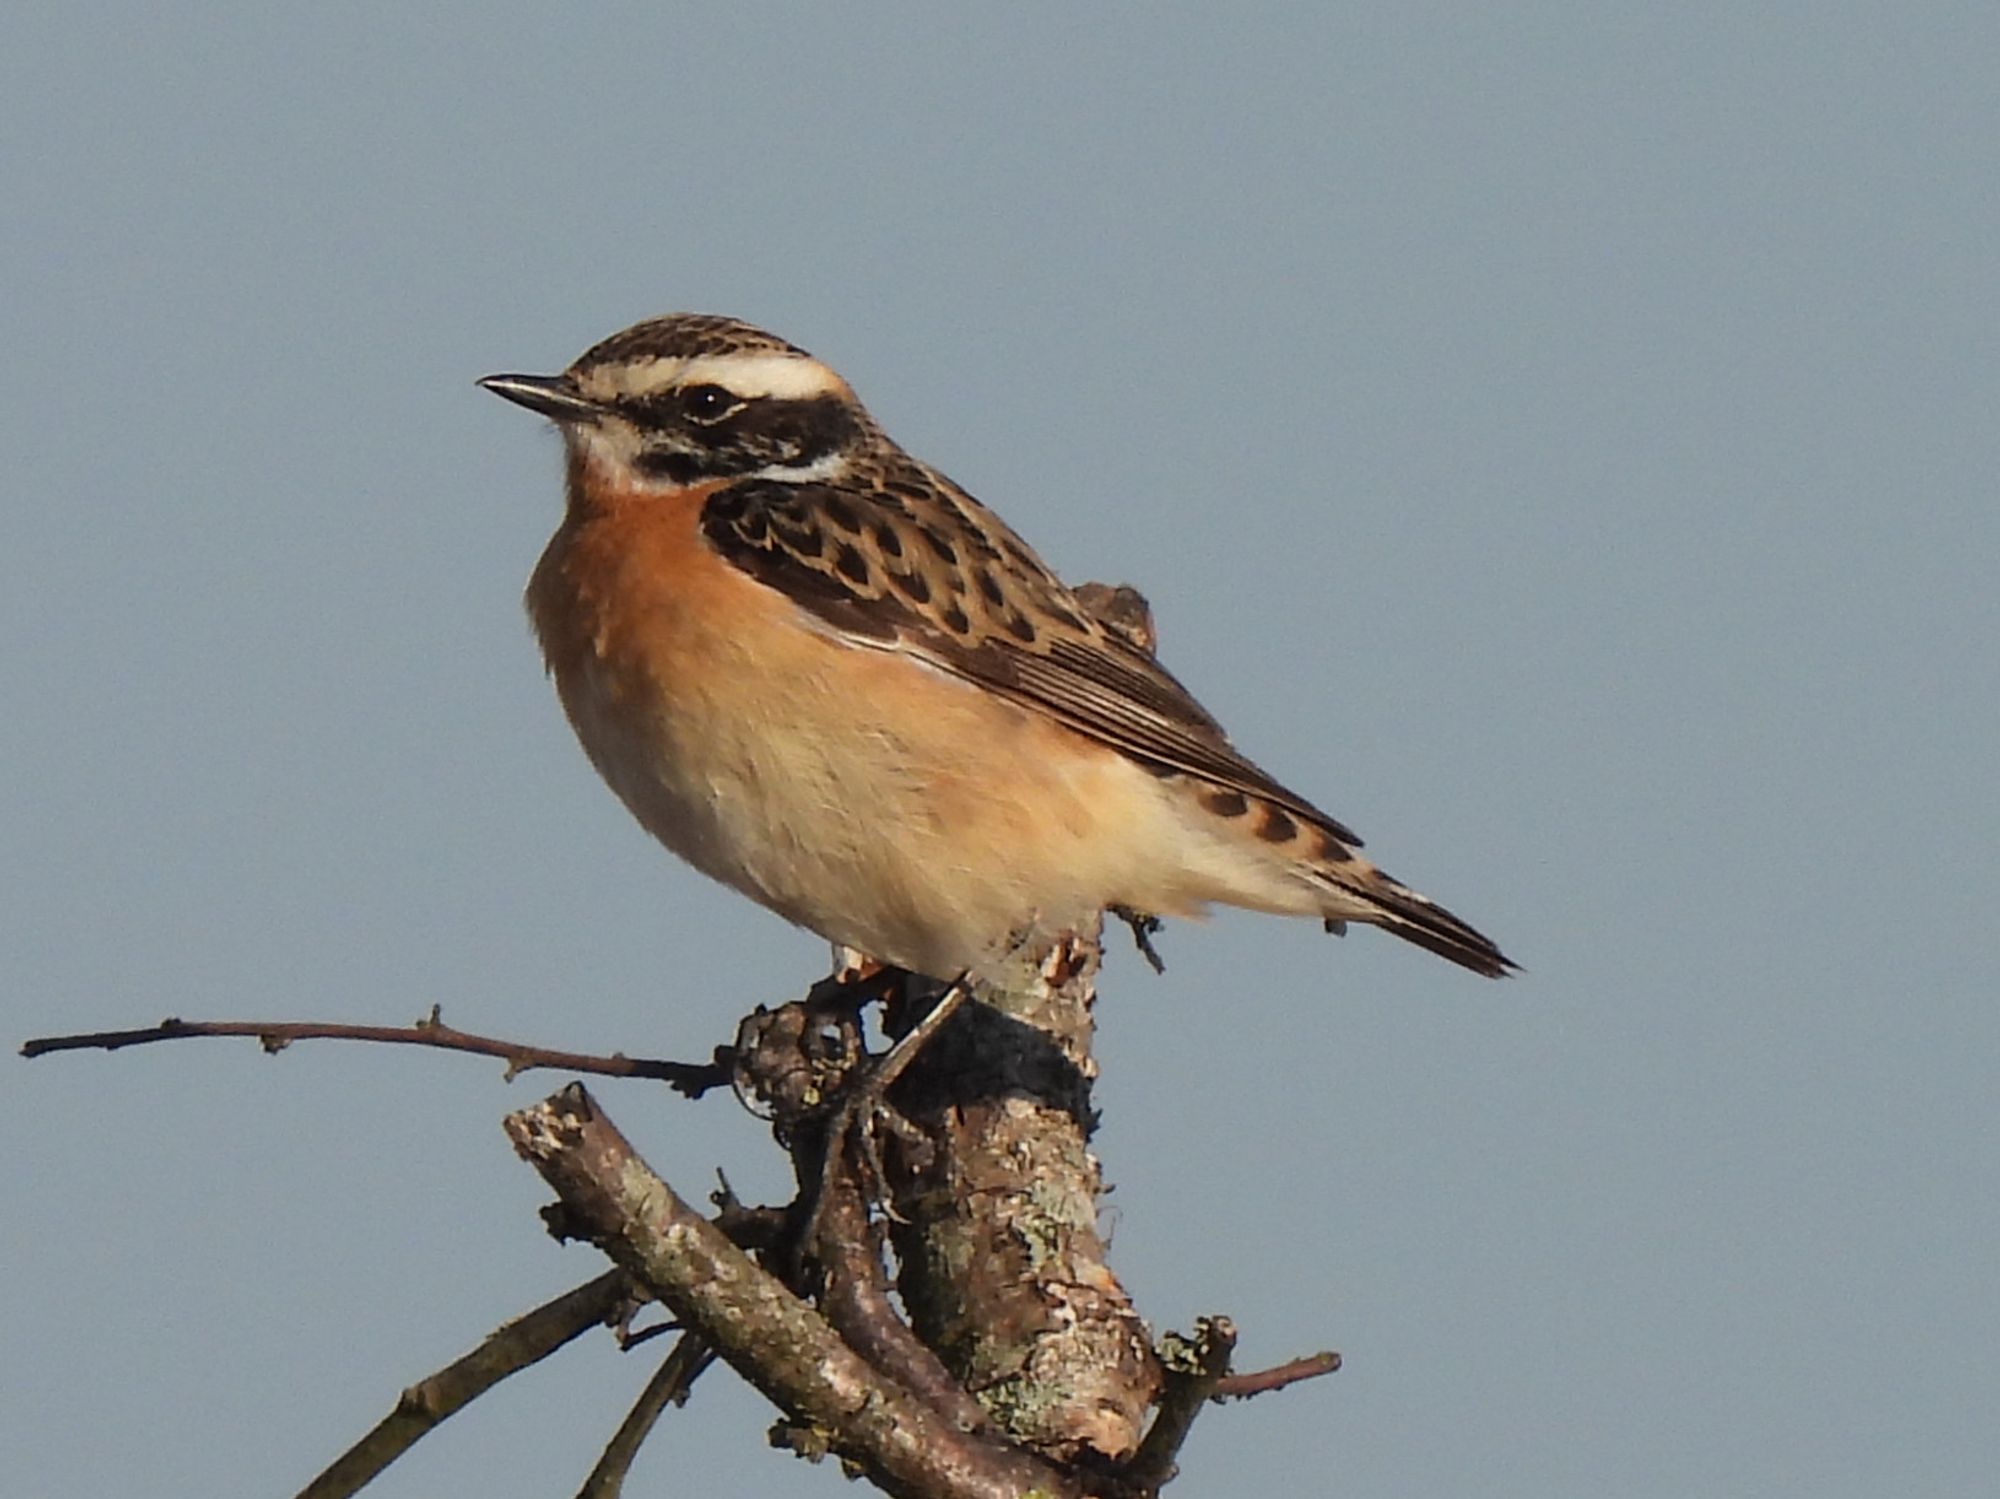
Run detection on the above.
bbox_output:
[295,1269,636,1499]
[504,1083,1080,1499]
[814,1158,992,1434]
[20,1010,729,1094]
[1213,1350,1342,1401]
[574,1333,718,1499]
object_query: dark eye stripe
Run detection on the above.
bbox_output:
[622,391,730,427]
[625,392,863,481]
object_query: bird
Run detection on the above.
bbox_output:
[480,314,1514,986]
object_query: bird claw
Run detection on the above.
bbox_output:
[1110,905,1168,973]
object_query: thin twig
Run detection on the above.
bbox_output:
[709,1171,789,1253]
[1211,1349,1341,1401]
[21,1010,729,1095]
[295,1269,635,1499]
[574,1333,719,1499]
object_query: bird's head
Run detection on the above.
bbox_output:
[481,313,870,491]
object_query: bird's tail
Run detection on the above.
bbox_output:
[1151,769,1516,978]
[1323,864,1516,978]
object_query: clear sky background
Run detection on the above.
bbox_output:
[6,6,1994,1496]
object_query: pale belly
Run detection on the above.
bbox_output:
[554,617,1207,979]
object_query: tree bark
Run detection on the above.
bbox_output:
[884,933,1161,1463]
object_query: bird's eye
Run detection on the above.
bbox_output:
[682,384,742,423]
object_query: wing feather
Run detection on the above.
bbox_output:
[701,472,1365,848]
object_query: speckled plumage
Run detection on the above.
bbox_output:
[482,315,1514,979]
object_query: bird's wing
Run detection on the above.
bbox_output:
[699,468,1364,847]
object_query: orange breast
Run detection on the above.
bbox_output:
[519,460,1231,975]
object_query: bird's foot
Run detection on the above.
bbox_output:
[1109,905,1167,973]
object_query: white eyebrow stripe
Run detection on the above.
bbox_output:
[599,352,845,402]
[683,353,846,400]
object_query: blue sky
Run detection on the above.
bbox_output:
[7,6,1995,1495]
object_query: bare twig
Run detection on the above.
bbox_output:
[21,1010,729,1095]
[1120,1317,1237,1496]
[505,1083,1078,1499]
[709,1171,790,1252]
[1212,1349,1342,1401]
[574,1333,719,1499]
[295,1269,635,1499]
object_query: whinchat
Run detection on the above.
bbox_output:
[481,315,1513,982]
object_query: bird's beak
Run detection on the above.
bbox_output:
[477,372,606,423]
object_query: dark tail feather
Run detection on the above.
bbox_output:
[1338,877,1517,979]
